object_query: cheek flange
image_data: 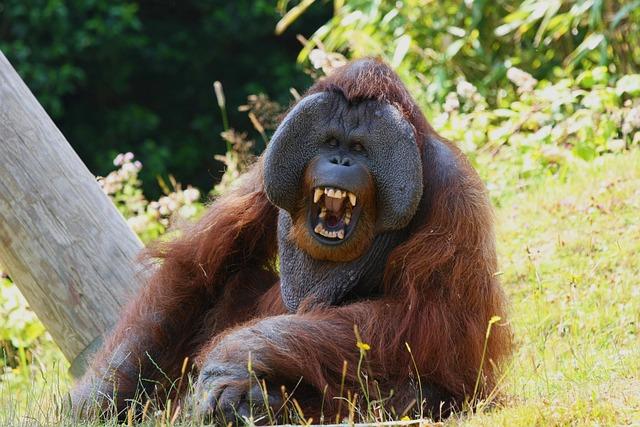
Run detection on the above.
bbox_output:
[263,92,332,214]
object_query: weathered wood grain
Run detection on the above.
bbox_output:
[0,50,143,363]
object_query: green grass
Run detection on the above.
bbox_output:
[466,149,640,426]
[1,149,639,426]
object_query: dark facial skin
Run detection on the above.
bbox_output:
[263,90,424,310]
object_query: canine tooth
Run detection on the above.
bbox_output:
[348,192,357,206]
[344,215,351,225]
[337,229,344,239]
[314,224,323,234]
[319,207,327,219]
[314,188,323,203]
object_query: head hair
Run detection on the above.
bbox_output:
[307,58,433,147]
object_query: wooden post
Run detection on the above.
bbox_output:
[0,50,143,372]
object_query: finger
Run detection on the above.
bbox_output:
[244,382,284,421]
[217,382,245,424]
[193,378,227,421]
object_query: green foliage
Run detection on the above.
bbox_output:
[0,0,142,117]
[288,0,640,104]
[97,153,205,243]
[431,67,640,201]
[0,0,329,195]
[0,276,46,372]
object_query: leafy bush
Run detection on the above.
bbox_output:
[433,67,640,201]
[0,275,45,371]
[97,153,205,243]
[0,0,329,194]
[288,0,640,105]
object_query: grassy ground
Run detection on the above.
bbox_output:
[464,152,640,425]
[1,149,639,426]
[466,149,640,426]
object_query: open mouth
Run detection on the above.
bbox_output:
[308,186,361,244]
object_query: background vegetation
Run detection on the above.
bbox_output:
[0,0,329,195]
[1,0,639,425]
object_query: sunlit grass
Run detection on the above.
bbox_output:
[1,149,639,425]
[466,149,640,426]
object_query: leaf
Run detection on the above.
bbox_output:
[610,0,640,29]
[391,34,411,68]
[565,33,605,67]
[574,140,597,161]
[445,39,465,59]
[470,0,488,30]
[616,74,640,96]
[275,0,317,35]
[589,0,604,29]
[534,0,562,46]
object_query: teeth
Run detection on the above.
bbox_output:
[319,207,327,219]
[320,187,347,199]
[344,211,351,225]
[313,222,346,240]
[348,192,357,206]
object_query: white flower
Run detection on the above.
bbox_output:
[443,92,460,113]
[456,80,477,99]
[183,187,200,203]
[127,215,149,234]
[113,153,125,166]
[507,67,538,93]
[607,139,626,152]
[622,106,640,134]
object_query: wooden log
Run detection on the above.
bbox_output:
[0,49,143,369]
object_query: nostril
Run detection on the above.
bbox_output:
[329,155,352,166]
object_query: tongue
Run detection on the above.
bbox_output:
[325,197,343,213]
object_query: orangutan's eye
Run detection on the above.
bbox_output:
[351,142,365,153]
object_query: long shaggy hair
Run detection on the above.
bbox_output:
[74,58,512,420]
